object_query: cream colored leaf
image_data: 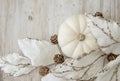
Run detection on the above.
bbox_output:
[87,14,120,55]
[95,55,120,81]
[50,49,107,80]
[41,73,76,81]
[0,53,35,77]
[2,53,30,65]
[18,38,60,66]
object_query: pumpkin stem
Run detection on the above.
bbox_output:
[77,34,85,41]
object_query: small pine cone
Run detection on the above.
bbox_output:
[39,66,49,76]
[107,53,117,62]
[95,12,103,18]
[50,34,58,44]
[54,54,64,64]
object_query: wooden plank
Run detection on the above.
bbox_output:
[85,0,101,13]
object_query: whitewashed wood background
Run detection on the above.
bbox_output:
[0,0,120,81]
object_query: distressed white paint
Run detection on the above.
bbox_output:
[0,0,120,81]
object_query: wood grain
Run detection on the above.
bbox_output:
[0,0,120,81]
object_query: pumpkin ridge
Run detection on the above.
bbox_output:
[81,26,87,34]
[82,42,91,53]
[60,23,77,36]
[79,15,87,33]
[81,44,86,54]
[62,40,79,57]
[58,25,78,46]
[60,37,78,48]
[83,26,91,35]
[72,42,83,58]
[66,20,79,34]
[84,40,93,50]
[77,16,80,34]
[65,16,80,33]
[78,16,81,33]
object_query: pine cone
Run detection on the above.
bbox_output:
[50,34,58,44]
[54,54,64,64]
[39,66,49,76]
[95,12,103,18]
[107,53,117,61]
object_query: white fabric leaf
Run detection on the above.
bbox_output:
[18,38,60,66]
[0,53,35,77]
[95,55,120,81]
[13,65,35,77]
[41,73,76,81]
[86,14,120,55]
[50,49,107,80]
[2,53,30,65]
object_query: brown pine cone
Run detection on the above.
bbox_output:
[95,12,103,18]
[39,66,49,76]
[54,54,64,64]
[50,34,58,44]
[107,53,117,62]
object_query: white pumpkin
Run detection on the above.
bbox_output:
[58,15,98,58]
